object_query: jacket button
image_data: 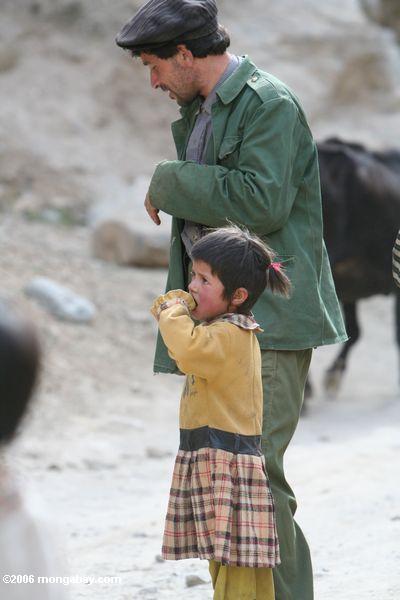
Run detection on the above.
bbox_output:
[251,75,258,82]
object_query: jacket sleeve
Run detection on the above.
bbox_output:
[157,304,231,380]
[149,97,306,236]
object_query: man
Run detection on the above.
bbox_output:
[116,2,347,598]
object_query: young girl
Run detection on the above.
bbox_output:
[150,225,291,600]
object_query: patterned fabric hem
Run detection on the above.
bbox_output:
[161,550,279,569]
[162,447,280,569]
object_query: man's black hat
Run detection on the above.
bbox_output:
[115,0,218,52]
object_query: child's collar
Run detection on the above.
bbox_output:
[205,312,263,332]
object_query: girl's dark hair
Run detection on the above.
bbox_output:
[0,303,41,445]
[191,226,291,314]
[129,24,230,59]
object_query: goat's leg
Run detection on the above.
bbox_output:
[324,302,359,396]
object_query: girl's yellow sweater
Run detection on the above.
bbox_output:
[155,294,263,437]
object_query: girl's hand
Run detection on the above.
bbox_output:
[150,290,196,321]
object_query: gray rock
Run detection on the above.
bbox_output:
[155,554,165,563]
[146,447,173,459]
[47,463,62,471]
[82,459,116,471]
[139,588,158,597]
[90,175,171,269]
[25,277,96,323]
[92,220,170,268]
[185,574,207,587]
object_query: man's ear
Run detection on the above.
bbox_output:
[176,44,194,66]
[231,287,249,308]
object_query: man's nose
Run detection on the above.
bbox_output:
[189,280,196,293]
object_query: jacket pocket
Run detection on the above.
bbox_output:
[218,135,242,161]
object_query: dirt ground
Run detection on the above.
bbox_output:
[1,215,399,599]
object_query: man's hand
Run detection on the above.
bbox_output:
[145,191,161,225]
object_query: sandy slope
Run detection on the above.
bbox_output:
[1,216,399,599]
[1,0,400,226]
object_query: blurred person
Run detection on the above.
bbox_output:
[0,301,68,600]
[150,226,292,600]
[116,2,347,598]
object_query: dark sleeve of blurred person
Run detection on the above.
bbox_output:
[0,302,40,444]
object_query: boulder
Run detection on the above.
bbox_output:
[25,277,96,323]
[90,175,171,268]
[92,221,170,268]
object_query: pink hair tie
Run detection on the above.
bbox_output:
[268,261,282,272]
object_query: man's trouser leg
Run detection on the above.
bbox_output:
[261,349,313,600]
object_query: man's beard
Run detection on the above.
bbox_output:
[167,87,199,106]
[166,67,199,106]
[176,94,197,106]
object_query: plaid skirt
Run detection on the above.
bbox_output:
[162,447,280,568]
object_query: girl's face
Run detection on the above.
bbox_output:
[188,260,232,322]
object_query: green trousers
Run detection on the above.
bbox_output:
[261,349,313,600]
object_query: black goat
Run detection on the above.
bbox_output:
[314,137,400,395]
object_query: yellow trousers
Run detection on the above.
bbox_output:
[209,560,275,600]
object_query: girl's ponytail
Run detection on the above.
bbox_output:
[265,260,291,298]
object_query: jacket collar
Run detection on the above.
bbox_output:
[178,56,257,118]
[206,311,263,332]
[217,56,257,105]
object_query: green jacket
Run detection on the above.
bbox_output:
[149,56,347,374]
